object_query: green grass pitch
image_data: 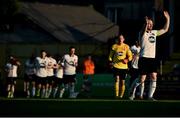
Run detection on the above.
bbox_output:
[0,98,180,117]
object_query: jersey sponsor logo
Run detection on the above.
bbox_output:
[116,52,123,56]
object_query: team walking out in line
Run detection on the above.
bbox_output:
[2,47,80,99]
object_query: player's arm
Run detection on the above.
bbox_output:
[108,46,115,68]
[91,61,95,70]
[57,60,63,69]
[16,60,21,66]
[59,56,65,67]
[34,58,41,69]
[139,16,148,39]
[5,64,10,72]
[157,11,170,36]
[53,60,58,69]
[73,57,78,67]
[122,46,133,64]
[127,48,133,62]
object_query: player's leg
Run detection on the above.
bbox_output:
[53,86,58,98]
[139,82,145,99]
[129,75,146,100]
[148,72,157,100]
[119,70,128,98]
[47,77,54,98]
[119,79,125,98]
[52,78,58,98]
[23,74,29,97]
[23,81,27,97]
[36,77,41,97]
[26,81,30,98]
[31,79,36,97]
[69,82,75,98]
[41,78,47,98]
[10,79,16,98]
[63,75,69,97]
[7,84,11,98]
[45,77,49,98]
[81,74,88,92]
[59,83,65,98]
[11,84,15,98]
[129,57,147,100]
[6,77,12,98]
[114,76,120,98]
[69,75,77,98]
[41,84,46,98]
[88,75,93,92]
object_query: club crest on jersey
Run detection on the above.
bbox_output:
[148,35,155,43]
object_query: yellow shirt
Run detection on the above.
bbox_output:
[109,43,132,69]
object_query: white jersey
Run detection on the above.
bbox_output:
[35,57,48,77]
[25,59,36,75]
[5,63,18,77]
[55,60,64,78]
[62,54,78,75]
[131,45,141,69]
[140,30,157,58]
[47,57,57,77]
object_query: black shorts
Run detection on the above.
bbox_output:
[36,76,47,85]
[53,77,64,87]
[47,76,54,84]
[129,68,139,79]
[63,74,76,84]
[113,68,128,80]
[24,74,36,82]
[138,57,158,75]
[6,77,17,85]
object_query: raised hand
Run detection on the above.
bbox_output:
[164,11,170,19]
[145,16,149,24]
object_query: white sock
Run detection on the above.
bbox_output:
[27,90,30,96]
[8,91,11,98]
[53,87,58,98]
[48,87,52,97]
[70,83,75,96]
[41,88,46,98]
[45,88,49,98]
[59,88,65,98]
[129,78,138,94]
[65,84,69,91]
[148,80,156,98]
[32,87,36,97]
[131,81,141,98]
[11,86,15,97]
[139,82,145,98]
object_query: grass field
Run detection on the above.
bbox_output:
[1,98,180,117]
[0,73,180,117]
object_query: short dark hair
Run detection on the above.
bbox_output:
[69,46,75,51]
[40,50,46,53]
